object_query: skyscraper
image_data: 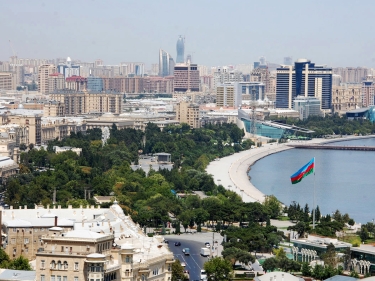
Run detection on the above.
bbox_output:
[176,36,185,64]
[159,49,174,77]
[275,59,332,110]
[284,57,293,65]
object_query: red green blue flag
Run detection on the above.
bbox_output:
[290,158,315,184]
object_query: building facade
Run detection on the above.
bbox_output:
[48,73,65,93]
[276,59,332,110]
[87,77,104,92]
[38,64,57,94]
[50,91,122,115]
[0,72,16,91]
[362,77,375,107]
[332,84,362,113]
[159,50,174,77]
[173,64,200,92]
[176,36,185,64]
[293,96,322,120]
[176,101,200,128]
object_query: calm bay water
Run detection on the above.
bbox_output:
[249,138,375,224]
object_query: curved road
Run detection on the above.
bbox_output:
[167,237,214,281]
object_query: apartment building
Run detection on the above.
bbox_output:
[176,101,200,128]
[43,101,65,117]
[50,91,123,115]
[48,73,65,92]
[0,72,16,90]
[38,65,57,94]
[102,77,174,94]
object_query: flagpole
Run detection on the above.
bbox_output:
[313,157,316,229]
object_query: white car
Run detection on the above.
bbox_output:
[200,269,207,281]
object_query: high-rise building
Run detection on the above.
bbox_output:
[216,82,242,108]
[58,57,80,78]
[48,73,65,92]
[176,36,185,64]
[0,72,16,90]
[213,67,243,90]
[38,64,56,93]
[275,59,332,110]
[284,57,293,66]
[333,67,368,84]
[173,63,200,92]
[361,76,375,107]
[159,49,174,77]
[87,77,104,92]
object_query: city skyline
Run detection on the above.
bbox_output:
[1,0,375,68]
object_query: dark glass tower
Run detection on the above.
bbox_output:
[176,36,185,63]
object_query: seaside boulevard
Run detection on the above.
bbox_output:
[205,137,368,203]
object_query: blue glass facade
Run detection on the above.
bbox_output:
[87,77,103,92]
[276,59,332,110]
[176,36,185,64]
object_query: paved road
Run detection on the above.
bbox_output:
[167,236,214,281]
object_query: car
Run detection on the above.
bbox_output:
[180,262,186,267]
[205,242,210,248]
[164,239,169,244]
[200,269,207,281]
[174,242,181,246]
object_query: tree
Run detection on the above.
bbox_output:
[19,143,27,151]
[171,260,188,281]
[301,263,312,276]
[264,195,282,219]
[323,243,337,268]
[28,143,34,150]
[288,222,311,238]
[262,257,278,272]
[359,226,370,242]
[204,257,233,281]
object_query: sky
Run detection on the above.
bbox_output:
[1,0,375,68]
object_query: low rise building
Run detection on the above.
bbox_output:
[1,202,175,281]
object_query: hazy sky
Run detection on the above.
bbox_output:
[1,0,374,68]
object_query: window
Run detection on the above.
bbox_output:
[141,274,146,281]
[40,275,45,281]
[51,261,56,269]
[57,261,62,270]
[13,228,17,232]
[74,277,78,281]
[51,276,55,281]
[74,262,79,271]
[41,260,45,269]
[11,238,15,244]
[125,256,130,263]
[153,268,159,276]
[24,238,29,244]
[57,276,61,281]
[63,277,67,281]
[63,261,68,270]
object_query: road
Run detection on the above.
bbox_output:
[167,237,213,281]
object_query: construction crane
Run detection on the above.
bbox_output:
[8,40,17,60]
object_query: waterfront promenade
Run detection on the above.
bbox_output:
[205,138,343,203]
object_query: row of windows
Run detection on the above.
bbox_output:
[40,276,78,281]
[47,260,78,271]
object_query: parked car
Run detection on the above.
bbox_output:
[164,239,169,244]
[205,242,210,248]
[175,242,181,246]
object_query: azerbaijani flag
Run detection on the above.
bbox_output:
[290,158,315,184]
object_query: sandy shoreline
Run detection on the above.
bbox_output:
[206,136,373,203]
